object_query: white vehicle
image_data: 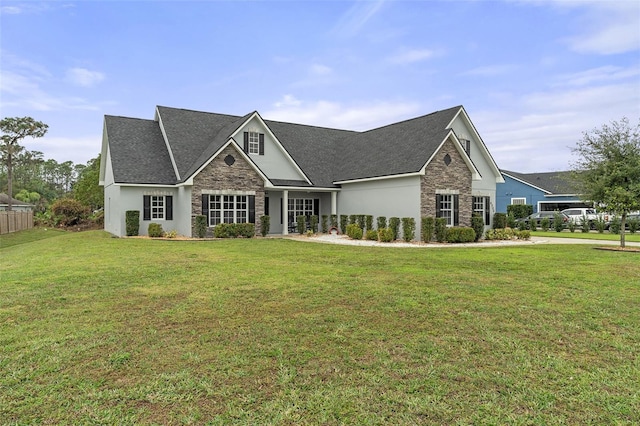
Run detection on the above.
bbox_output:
[561,208,608,229]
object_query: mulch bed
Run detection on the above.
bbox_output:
[594,246,640,253]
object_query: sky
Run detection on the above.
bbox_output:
[1,0,639,173]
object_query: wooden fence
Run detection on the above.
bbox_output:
[0,211,34,235]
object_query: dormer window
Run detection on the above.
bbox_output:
[244,131,265,155]
[461,139,471,156]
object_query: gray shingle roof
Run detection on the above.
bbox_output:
[502,170,576,194]
[105,105,468,187]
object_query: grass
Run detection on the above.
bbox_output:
[532,230,640,242]
[1,230,639,424]
[0,227,68,249]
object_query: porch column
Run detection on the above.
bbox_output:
[331,191,337,215]
[282,190,289,235]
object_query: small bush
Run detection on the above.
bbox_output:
[484,228,529,240]
[195,215,208,238]
[493,213,507,229]
[126,210,140,236]
[421,216,435,243]
[628,217,640,234]
[434,218,448,243]
[540,218,550,232]
[518,230,531,240]
[595,216,607,233]
[214,223,255,238]
[471,214,484,242]
[297,215,307,234]
[356,215,366,230]
[529,218,537,232]
[507,204,534,220]
[148,223,164,238]
[365,229,378,241]
[445,227,476,243]
[580,215,591,233]
[164,230,178,238]
[401,217,415,242]
[330,214,338,228]
[340,215,349,234]
[378,228,394,242]
[346,223,363,240]
[214,223,232,238]
[518,220,527,231]
[321,215,328,233]
[260,215,270,237]
[567,220,576,233]
[309,215,318,233]
[365,215,373,232]
[377,216,387,230]
[389,217,400,240]
[51,198,90,227]
[553,212,565,232]
[609,217,621,234]
[506,213,517,229]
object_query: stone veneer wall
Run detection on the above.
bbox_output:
[191,145,265,236]
[420,138,472,226]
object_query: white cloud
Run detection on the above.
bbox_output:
[309,64,332,76]
[387,49,435,65]
[460,64,518,77]
[0,6,22,14]
[273,94,302,108]
[264,97,420,130]
[66,68,105,87]
[556,65,640,87]
[331,0,386,37]
[24,134,102,164]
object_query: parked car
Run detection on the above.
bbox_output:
[516,211,570,228]
[624,213,640,230]
[561,208,607,229]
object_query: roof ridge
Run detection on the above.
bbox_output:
[357,105,462,134]
[156,105,243,121]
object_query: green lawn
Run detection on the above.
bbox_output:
[531,230,640,242]
[1,230,639,424]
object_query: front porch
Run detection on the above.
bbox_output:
[264,187,338,235]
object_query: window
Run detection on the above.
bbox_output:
[243,131,264,155]
[511,197,526,205]
[202,194,255,226]
[473,196,491,226]
[436,194,459,226]
[143,195,173,221]
[461,139,471,156]
[288,198,315,222]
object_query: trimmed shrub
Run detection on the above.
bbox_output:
[309,215,319,233]
[580,215,591,233]
[507,204,533,219]
[346,223,363,240]
[195,215,208,238]
[214,223,232,238]
[378,228,394,242]
[51,198,90,227]
[349,214,357,225]
[421,216,435,243]
[485,228,529,240]
[595,216,607,233]
[148,223,164,238]
[471,214,484,242]
[365,215,373,232]
[235,223,255,238]
[401,217,415,242]
[260,215,270,237]
[609,217,621,234]
[567,220,576,233]
[125,210,140,236]
[529,218,537,232]
[296,215,307,234]
[445,227,476,243]
[164,230,178,238]
[540,217,550,232]
[493,213,507,229]
[553,212,565,232]
[389,217,400,240]
[628,216,640,234]
[365,229,378,241]
[434,218,447,243]
[340,215,349,234]
[377,216,387,230]
[518,230,531,240]
[506,213,517,229]
[321,215,328,233]
[356,215,366,230]
[330,214,338,228]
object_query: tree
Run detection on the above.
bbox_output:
[570,117,640,248]
[73,155,103,210]
[0,117,49,211]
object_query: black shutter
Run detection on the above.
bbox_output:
[313,199,319,216]
[143,195,151,221]
[453,195,459,226]
[436,194,442,218]
[259,133,265,155]
[265,197,269,215]
[243,132,249,152]
[202,194,209,220]
[166,196,173,220]
[248,195,255,224]
[484,197,491,226]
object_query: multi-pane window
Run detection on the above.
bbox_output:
[209,194,249,226]
[473,196,491,226]
[143,195,173,221]
[438,195,454,226]
[288,198,314,223]
[150,196,165,219]
[248,131,260,154]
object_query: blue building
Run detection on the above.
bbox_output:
[496,170,590,213]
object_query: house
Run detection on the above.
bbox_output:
[497,170,588,213]
[99,105,504,238]
[0,193,33,212]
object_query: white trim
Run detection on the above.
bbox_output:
[501,171,552,194]
[143,190,173,196]
[543,193,579,198]
[110,183,177,188]
[155,106,181,181]
[334,171,423,185]
[511,197,527,205]
[436,189,460,195]
[447,107,504,184]
[230,112,312,185]
[266,185,340,192]
[202,189,256,196]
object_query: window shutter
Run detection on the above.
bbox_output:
[143,195,151,221]
[280,198,283,224]
[313,199,319,216]
[166,196,173,220]
[484,197,491,225]
[243,132,249,152]
[436,194,442,218]
[259,133,265,155]
[248,195,255,224]
[265,197,269,215]
[453,195,459,226]
[202,194,209,218]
